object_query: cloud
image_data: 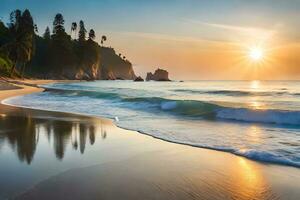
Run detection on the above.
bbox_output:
[119,31,235,45]
[185,19,278,44]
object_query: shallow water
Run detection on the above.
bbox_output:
[4,80,300,167]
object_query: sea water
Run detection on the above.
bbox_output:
[3,80,300,167]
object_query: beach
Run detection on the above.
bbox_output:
[0,80,300,200]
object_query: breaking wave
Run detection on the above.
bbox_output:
[43,87,300,125]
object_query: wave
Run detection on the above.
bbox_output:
[122,129,300,168]
[173,89,290,96]
[4,86,300,168]
[44,87,122,99]
[43,87,300,126]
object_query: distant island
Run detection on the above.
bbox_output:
[0,9,136,80]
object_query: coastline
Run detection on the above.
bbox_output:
[0,80,300,199]
[0,79,81,101]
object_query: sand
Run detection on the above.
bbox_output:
[0,78,78,101]
[0,80,300,200]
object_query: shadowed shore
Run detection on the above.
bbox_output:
[0,82,300,200]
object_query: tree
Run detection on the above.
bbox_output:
[101,35,107,46]
[49,13,74,73]
[19,9,35,77]
[71,22,77,39]
[88,29,95,40]
[43,27,51,40]
[78,20,86,42]
[3,9,35,77]
[9,9,22,29]
[52,13,65,34]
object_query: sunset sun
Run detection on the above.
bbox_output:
[249,47,264,61]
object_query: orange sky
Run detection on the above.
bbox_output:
[107,26,300,80]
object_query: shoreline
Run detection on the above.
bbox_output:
[0,79,299,169]
[1,80,300,199]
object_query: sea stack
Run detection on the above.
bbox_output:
[146,68,170,81]
[134,76,144,82]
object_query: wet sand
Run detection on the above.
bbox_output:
[0,83,300,200]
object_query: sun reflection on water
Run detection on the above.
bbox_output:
[250,80,260,90]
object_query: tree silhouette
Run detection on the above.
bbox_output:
[2,9,35,77]
[43,26,51,40]
[1,9,134,80]
[101,35,107,46]
[78,20,86,42]
[19,9,35,77]
[52,13,65,34]
[88,29,95,40]
[71,22,77,39]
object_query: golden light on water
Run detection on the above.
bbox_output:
[249,80,265,109]
[250,80,260,89]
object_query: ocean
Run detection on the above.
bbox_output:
[3,80,300,167]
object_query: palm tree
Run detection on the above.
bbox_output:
[101,35,107,46]
[71,22,77,39]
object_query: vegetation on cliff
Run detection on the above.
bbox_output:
[0,9,136,80]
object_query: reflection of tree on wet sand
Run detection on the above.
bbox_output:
[0,115,108,164]
[0,115,38,164]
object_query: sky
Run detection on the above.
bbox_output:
[1,0,300,80]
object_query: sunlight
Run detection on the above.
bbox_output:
[249,47,264,61]
[250,80,260,89]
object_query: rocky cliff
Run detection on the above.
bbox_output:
[60,47,136,80]
[146,68,170,81]
[100,47,136,80]
[27,46,136,81]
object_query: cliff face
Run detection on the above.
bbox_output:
[146,68,170,81]
[99,47,136,80]
[62,61,101,80]
[61,47,136,80]
[27,45,136,81]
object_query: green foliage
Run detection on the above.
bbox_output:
[0,54,13,76]
[0,21,10,46]
[1,9,35,77]
[1,9,133,80]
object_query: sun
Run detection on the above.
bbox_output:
[249,47,264,61]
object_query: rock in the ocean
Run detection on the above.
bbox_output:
[146,68,170,81]
[134,76,144,82]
